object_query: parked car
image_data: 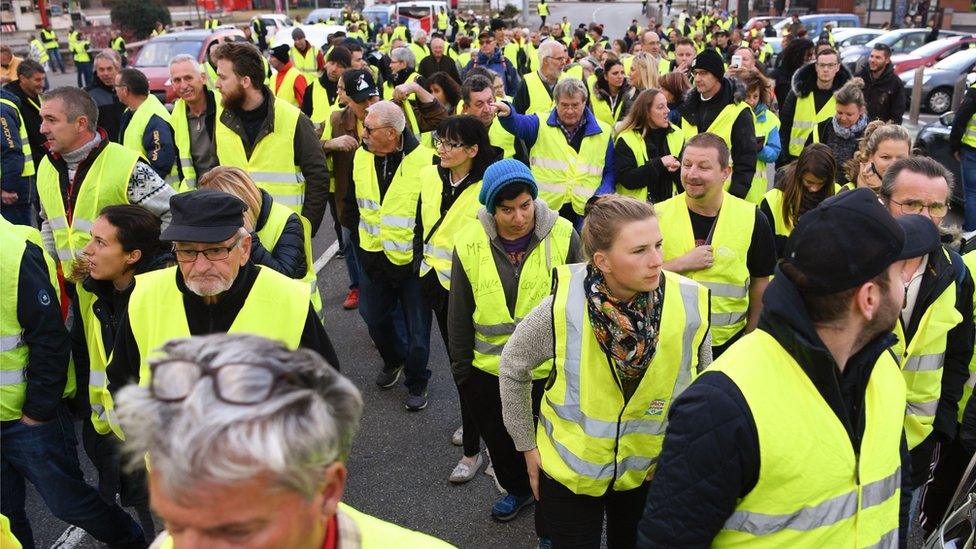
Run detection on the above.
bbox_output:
[833,28,886,53]
[132,28,246,104]
[251,13,295,43]
[767,13,861,54]
[362,5,395,27]
[272,24,346,49]
[892,35,976,75]
[305,8,343,24]
[841,28,967,73]
[899,48,976,114]
[914,111,964,207]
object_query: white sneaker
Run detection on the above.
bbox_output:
[449,453,483,484]
[483,450,507,494]
[451,425,464,446]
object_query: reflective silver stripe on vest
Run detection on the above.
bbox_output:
[860,468,900,510]
[907,399,938,417]
[382,240,412,253]
[179,158,194,168]
[966,371,976,390]
[357,198,381,211]
[576,163,603,176]
[249,171,304,183]
[536,182,565,195]
[545,268,701,443]
[270,194,304,206]
[183,178,197,189]
[531,157,569,171]
[723,488,858,536]
[89,369,107,389]
[423,243,453,261]
[47,216,69,230]
[793,120,816,129]
[711,311,747,326]
[474,338,506,356]
[72,217,94,232]
[863,526,898,549]
[903,353,944,372]
[359,220,380,236]
[0,334,24,352]
[700,281,749,299]
[965,127,976,140]
[0,369,25,385]
[381,215,416,229]
[57,248,75,261]
[474,321,518,337]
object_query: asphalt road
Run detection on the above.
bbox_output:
[22,31,946,549]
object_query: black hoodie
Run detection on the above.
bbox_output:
[676,77,757,199]
[637,267,912,547]
[777,60,853,165]
[856,62,906,126]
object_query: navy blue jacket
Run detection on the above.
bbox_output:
[462,48,521,96]
[0,89,29,207]
[637,266,913,548]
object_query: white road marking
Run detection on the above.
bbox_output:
[314,240,340,274]
[51,525,86,548]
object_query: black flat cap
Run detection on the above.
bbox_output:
[161,189,246,243]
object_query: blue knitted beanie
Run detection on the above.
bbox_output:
[479,159,538,213]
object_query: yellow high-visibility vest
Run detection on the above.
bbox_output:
[656,192,756,346]
[382,72,421,135]
[127,266,310,386]
[522,71,555,115]
[892,250,963,449]
[789,93,835,156]
[962,83,976,150]
[69,39,91,63]
[122,94,180,187]
[40,28,58,49]
[75,287,121,436]
[747,108,779,204]
[710,329,904,547]
[417,166,482,289]
[528,118,610,215]
[457,215,573,377]
[0,219,76,421]
[170,90,221,191]
[215,99,306,213]
[679,101,748,150]
[255,198,323,313]
[290,44,320,78]
[538,263,709,495]
[352,144,434,265]
[538,2,549,16]
[35,143,139,274]
[488,120,517,158]
[613,125,684,200]
[273,65,304,108]
[960,250,976,422]
[0,98,35,177]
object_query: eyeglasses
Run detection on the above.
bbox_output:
[816,62,839,69]
[362,124,391,135]
[149,359,308,405]
[432,134,466,152]
[889,198,949,218]
[173,237,241,263]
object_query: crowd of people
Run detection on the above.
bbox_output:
[1,4,975,549]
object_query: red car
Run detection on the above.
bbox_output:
[132,28,246,104]
[891,35,976,76]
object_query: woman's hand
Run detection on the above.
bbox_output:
[524,448,543,500]
[661,155,680,172]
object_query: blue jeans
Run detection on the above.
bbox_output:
[358,267,432,394]
[46,47,64,73]
[76,61,93,87]
[961,146,976,232]
[341,226,360,288]
[1,405,146,549]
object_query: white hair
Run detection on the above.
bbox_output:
[413,29,427,41]
[94,48,121,68]
[168,53,205,75]
[537,39,564,65]
[366,100,406,134]
[116,334,363,500]
[390,46,416,69]
[553,77,588,102]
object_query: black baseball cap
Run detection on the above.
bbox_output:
[782,188,940,294]
[341,69,379,103]
[161,189,246,243]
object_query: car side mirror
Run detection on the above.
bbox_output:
[940,112,955,126]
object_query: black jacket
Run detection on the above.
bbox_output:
[676,78,757,199]
[5,239,71,424]
[251,188,307,279]
[417,54,461,84]
[84,77,125,145]
[613,125,683,203]
[3,80,46,169]
[106,262,339,394]
[949,85,976,155]
[857,63,906,125]
[778,61,853,165]
[637,266,913,548]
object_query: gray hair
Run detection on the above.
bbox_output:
[169,53,205,75]
[413,29,427,42]
[41,87,98,131]
[366,100,406,133]
[391,46,416,68]
[553,77,588,103]
[880,156,954,200]
[116,334,363,500]
[537,39,564,65]
[94,48,121,68]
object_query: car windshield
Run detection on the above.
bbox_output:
[933,49,976,71]
[363,9,390,25]
[866,31,916,48]
[907,37,960,57]
[136,40,201,67]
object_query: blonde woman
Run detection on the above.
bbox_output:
[844,121,911,192]
[197,167,321,311]
[628,52,660,91]
[613,88,684,202]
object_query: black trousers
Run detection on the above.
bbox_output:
[919,436,972,536]
[432,292,481,457]
[539,473,650,549]
[460,368,544,497]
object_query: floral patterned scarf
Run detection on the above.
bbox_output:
[584,265,663,383]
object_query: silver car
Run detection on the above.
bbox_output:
[900,48,976,114]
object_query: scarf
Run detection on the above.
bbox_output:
[584,265,663,382]
[832,113,868,140]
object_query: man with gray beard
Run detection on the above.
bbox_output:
[106,190,338,396]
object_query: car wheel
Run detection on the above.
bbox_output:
[927,87,953,114]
